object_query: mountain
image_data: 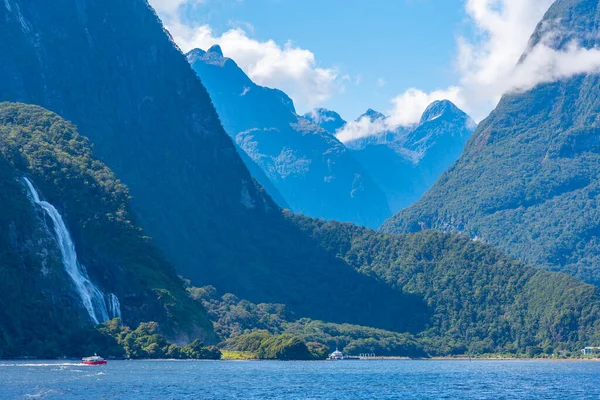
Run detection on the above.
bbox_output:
[303,108,346,134]
[4,0,600,359]
[0,102,213,357]
[321,101,475,213]
[382,0,600,285]
[187,46,391,228]
[0,0,422,336]
[199,214,600,356]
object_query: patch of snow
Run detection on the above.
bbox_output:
[425,113,442,123]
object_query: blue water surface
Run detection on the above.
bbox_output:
[1,360,600,399]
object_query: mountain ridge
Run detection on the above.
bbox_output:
[187,45,391,228]
[382,0,600,285]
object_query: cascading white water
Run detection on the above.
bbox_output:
[108,293,122,320]
[23,177,121,325]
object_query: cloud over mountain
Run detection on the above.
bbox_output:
[148,0,341,111]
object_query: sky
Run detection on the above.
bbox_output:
[149,0,600,141]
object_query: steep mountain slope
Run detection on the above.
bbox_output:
[0,102,213,357]
[0,0,277,290]
[274,215,600,355]
[0,0,423,333]
[187,46,391,228]
[383,0,600,285]
[314,102,475,213]
[3,0,600,358]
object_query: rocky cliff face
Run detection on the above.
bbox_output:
[187,46,391,228]
[0,0,416,334]
[0,0,276,293]
[383,0,600,285]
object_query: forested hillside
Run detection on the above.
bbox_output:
[1,0,600,360]
[382,0,600,286]
[293,216,600,355]
[0,102,213,357]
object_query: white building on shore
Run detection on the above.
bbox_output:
[329,349,344,360]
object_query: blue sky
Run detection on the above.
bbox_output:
[150,0,596,140]
[177,0,469,120]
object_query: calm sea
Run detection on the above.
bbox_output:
[1,359,600,399]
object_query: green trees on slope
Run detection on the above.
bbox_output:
[0,102,214,356]
[292,215,600,355]
[382,0,600,286]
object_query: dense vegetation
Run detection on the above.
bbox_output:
[292,215,600,355]
[192,286,427,358]
[95,319,221,360]
[383,0,600,286]
[23,319,221,360]
[222,331,325,360]
[0,103,214,357]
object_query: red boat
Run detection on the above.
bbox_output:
[81,355,107,365]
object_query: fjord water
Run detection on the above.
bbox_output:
[23,177,120,325]
[3,360,600,399]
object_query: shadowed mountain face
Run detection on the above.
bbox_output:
[187,47,391,228]
[0,0,279,285]
[0,0,421,334]
[3,0,600,358]
[310,102,476,213]
[382,0,600,285]
[0,102,215,355]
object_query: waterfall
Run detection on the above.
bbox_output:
[23,177,121,325]
[108,293,122,320]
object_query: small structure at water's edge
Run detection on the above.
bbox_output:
[581,347,600,356]
[329,349,344,360]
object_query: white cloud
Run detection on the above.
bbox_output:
[149,0,202,14]
[148,0,341,111]
[150,0,600,143]
[337,0,600,143]
[336,87,465,142]
[335,115,389,143]
[454,0,556,120]
[388,87,464,127]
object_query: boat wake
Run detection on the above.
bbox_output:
[0,363,81,367]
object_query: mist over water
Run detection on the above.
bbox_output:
[23,177,120,325]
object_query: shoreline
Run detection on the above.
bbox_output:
[3,357,600,362]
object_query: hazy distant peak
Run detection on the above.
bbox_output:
[304,108,346,134]
[186,46,231,68]
[306,108,344,124]
[187,48,206,58]
[419,100,465,125]
[359,109,386,122]
[207,44,224,56]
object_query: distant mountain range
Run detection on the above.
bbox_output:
[383,0,600,286]
[187,46,390,228]
[2,0,600,359]
[307,101,476,212]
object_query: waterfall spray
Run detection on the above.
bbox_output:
[23,177,121,325]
